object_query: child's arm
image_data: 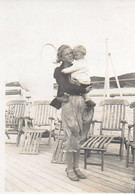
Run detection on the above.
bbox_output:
[61,65,83,74]
[54,67,87,94]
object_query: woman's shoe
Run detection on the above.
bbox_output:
[66,169,79,181]
[74,168,86,179]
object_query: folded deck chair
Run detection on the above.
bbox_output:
[19,100,57,154]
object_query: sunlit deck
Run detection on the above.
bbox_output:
[5,136,135,193]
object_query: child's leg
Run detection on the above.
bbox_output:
[83,93,96,108]
[82,85,96,108]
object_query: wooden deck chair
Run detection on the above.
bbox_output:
[126,101,135,180]
[51,120,66,164]
[19,100,57,154]
[81,99,129,171]
[5,100,27,146]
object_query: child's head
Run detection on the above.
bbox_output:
[73,45,86,60]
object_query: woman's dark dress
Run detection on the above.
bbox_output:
[53,63,94,152]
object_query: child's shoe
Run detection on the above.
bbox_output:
[85,100,96,108]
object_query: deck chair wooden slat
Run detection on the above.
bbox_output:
[81,99,129,171]
[115,105,119,129]
[19,100,57,154]
[5,100,27,146]
[126,101,135,180]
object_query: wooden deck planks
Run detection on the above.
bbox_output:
[5,171,36,192]
[5,177,24,192]
[86,154,133,178]
[6,149,99,193]
[27,151,131,192]
[5,141,135,193]
[79,155,134,191]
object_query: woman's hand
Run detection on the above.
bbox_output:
[68,75,81,86]
[72,79,81,86]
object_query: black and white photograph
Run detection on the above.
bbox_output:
[1,0,135,193]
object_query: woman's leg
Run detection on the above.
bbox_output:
[73,149,80,169]
[66,152,73,171]
[66,152,79,181]
[73,149,86,179]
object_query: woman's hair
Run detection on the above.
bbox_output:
[56,45,71,63]
[73,45,86,56]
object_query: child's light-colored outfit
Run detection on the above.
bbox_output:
[62,59,90,85]
[61,59,96,108]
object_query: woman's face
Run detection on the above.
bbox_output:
[61,48,74,64]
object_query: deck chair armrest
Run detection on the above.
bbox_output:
[87,120,101,137]
[55,119,62,129]
[58,119,62,124]
[21,116,33,128]
[53,118,62,126]
[120,120,128,124]
[21,116,33,120]
[128,124,135,129]
[53,117,62,124]
[49,117,60,128]
[92,120,102,124]
[48,117,55,120]
[48,117,57,132]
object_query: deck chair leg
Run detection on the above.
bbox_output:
[133,148,135,180]
[126,144,130,167]
[48,133,51,148]
[16,132,22,147]
[5,132,10,139]
[16,118,23,146]
[120,142,124,160]
[119,143,122,159]
[124,141,127,150]
[88,150,91,157]
[16,133,20,147]
[132,147,133,155]
[52,129,56,141]
[84,150,88,169]
[101,151,104,171]
[16,130,21,146]
[132,148,134,162]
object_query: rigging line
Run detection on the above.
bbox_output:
[104,39,110,99]
[108,52,130,124]
[109,54,122,98]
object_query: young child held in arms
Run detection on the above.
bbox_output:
[57,45,96,108]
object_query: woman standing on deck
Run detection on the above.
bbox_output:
[51,45,94,181]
